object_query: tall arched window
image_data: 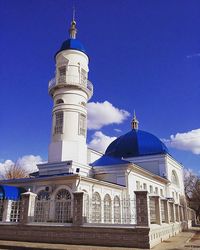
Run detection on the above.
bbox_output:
[79,113,86,137]
[34,190,50,222]
[92,192,101,223]
[54,111,64,134]
[171,170,179,186]
[55,189,72,223]
[114,196,121,223]
[104,194,112,223]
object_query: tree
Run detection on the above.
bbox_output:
[184,168,200,221]
[2,163,29,179]
[184,169,197,201]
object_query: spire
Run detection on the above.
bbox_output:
[131,110,139,130]
[69,5,77,39]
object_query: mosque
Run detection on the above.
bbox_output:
[0,16,195,249]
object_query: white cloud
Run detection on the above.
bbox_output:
[0,155,43,177]
[0,160,14,176]
[16,155,43,173]
[88,131,116,153]
[163,128,200,154]
[87,101,130,130]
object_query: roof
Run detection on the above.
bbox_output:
[55,38,86,57]
[91,155,130,167]
[0,185,25,200]
[105,129,168,158]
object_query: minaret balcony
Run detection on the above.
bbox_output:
[48,77,93,99]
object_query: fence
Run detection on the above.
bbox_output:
[84,198,136,224]
[0,192,196,228]
[33,196,136,225]
[148,196,195,225]
[0,198,21,223]
[34,198,72,223]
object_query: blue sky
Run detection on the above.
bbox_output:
[0,0,200,172]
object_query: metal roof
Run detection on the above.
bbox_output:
[105,129,168,158]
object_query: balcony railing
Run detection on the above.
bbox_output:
[48,77,93,98]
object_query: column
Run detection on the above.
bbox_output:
[20,191,37,224]
[134,191,150,226]
[73,192,84,226]
[183,206,188,221]
[172,202,176,223]
[2,200,12,222]
[175,204,180,222]
[179,205,183,221]
[154,196,162,225]
[164,200,170,223]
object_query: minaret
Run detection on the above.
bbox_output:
[48,15,93,165]
[131,111,139,130]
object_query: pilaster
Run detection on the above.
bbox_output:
[134,191,149,226]
[73,192,84,226]
[154,196,162,225]
[2,200,12,222]
[20,191,37,224]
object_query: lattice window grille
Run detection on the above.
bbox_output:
[114,196,121,224]
[104,194,112,223]
[34,199,50,223]
[150,197,156,224]
[34,191,50,223]
[79,113,86,136]
[54,111,64,134]
[58,66,66,83]
[55,189,72,223]
[55,200,71,223]
[10,201,21,222]
[122,198,131,224]
[129,199,137,224]
[161,200,166,222]
[91,193,101,223]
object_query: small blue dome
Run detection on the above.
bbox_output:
[55,38,86,56]
[105,129,168,158]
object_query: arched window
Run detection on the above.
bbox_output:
[58,66,66,83]
[114,196,121,223]
[171,170,179,186]
[79,113,86,136]
[92,192,101,223]
[55,189,72,223]
[37,190,50,200]
[56,99,64,104]
[104,194,112,223]
[34,190,50,222]
[54,111,64,134]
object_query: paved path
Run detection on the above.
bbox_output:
[0,228,199,250]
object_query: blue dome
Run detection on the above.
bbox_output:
[105,129,168,158]
[56,38,86,56]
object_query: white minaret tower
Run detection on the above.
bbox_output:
[48,16,93,166]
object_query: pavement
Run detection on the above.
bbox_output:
[0,228,199,250]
